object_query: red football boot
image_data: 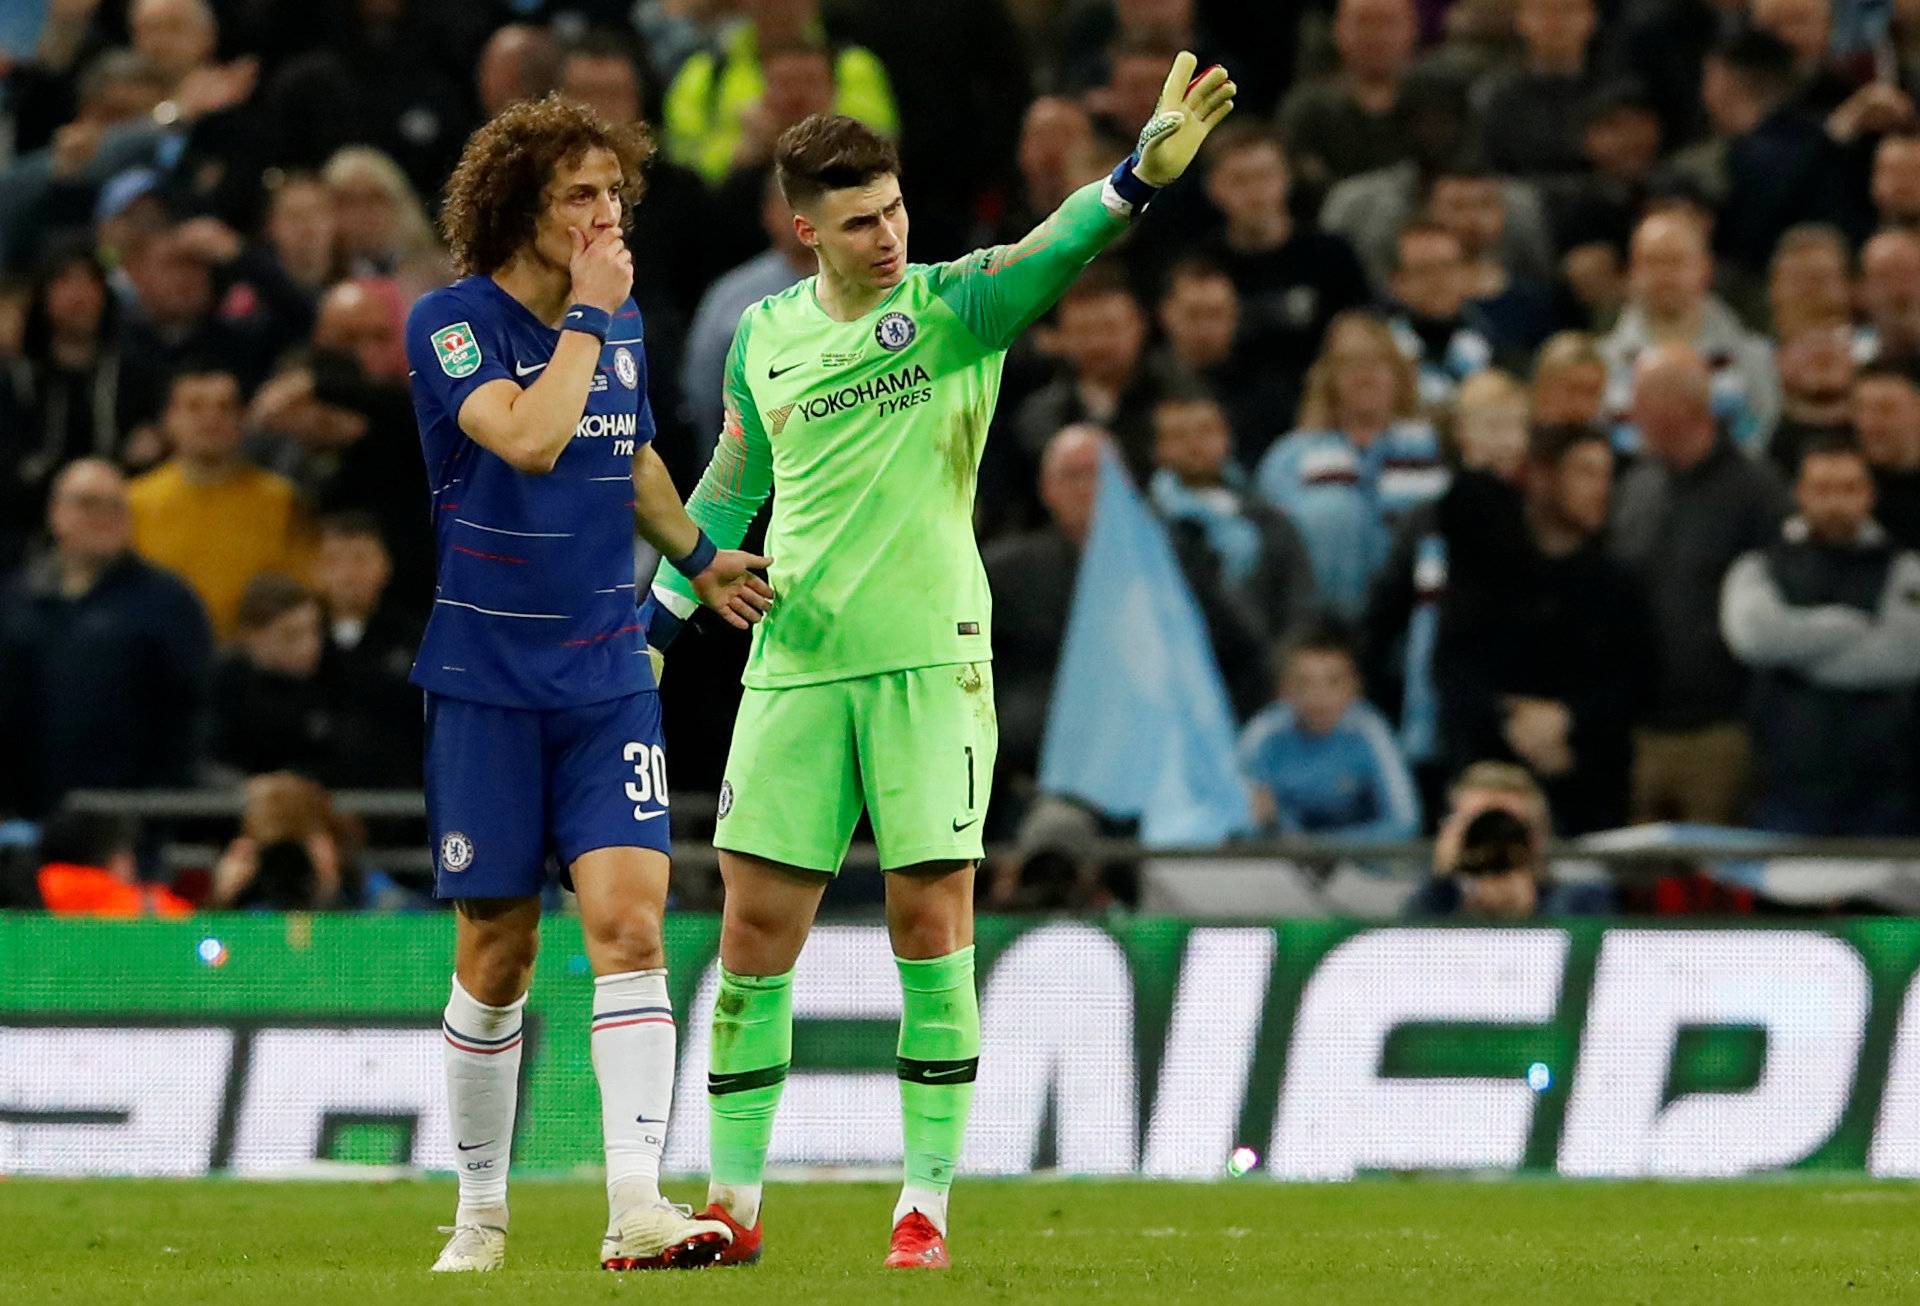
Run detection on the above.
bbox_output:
[883,1211,949,1269]
[667,1203,761,1268]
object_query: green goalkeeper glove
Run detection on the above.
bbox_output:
[1132,52,1236,187]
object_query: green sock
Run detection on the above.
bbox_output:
[708,965,793,1190]
[895,946,980,1195]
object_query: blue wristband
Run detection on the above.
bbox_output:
[562,303,612,342]
[1106,154,1159,215]
[670,529,717,579]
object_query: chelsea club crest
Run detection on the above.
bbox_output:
[613,347,639,389]
[875,312,916,352]
[440,831,475,873]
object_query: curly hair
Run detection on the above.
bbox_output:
[439,93,654,276]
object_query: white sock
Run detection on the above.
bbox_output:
[443,975,525,1227]
[893,1184,949,1235]
[709,1181,763,1228]
[592,968,677,1216]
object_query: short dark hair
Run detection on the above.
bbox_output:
[1711,27,1800,102]
[1204,119,1286,169]
[1797,431,1868,469]
[1529,422,1610,466]
[166,359,242,401]
[236,572,318,632]
[1278,621,1357,671]
[37,809,141,870]
[1160,255,1232,299]
[440,92,654,276]
[1153,376,1222,411]
[318,510,384,544]
[1857,362,1920,390]
[775,114,900,211]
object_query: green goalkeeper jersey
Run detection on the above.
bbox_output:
[653,180,1127,689]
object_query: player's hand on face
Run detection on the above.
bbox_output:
[568,225,634,315]
[691,550,775,630]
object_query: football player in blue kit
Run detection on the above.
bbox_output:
[404,93,773,1273]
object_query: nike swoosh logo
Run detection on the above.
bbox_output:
[456,1140,495,1151]
[952,816,980,833]
[514,360,546,377]
[635,810,667,823]
[767,360,805,379]
[636,1115,663,1124]
[921,1066,973,1082]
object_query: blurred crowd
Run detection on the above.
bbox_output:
[9,0,1920,914]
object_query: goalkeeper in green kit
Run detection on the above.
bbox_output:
[640,53,1235,1270]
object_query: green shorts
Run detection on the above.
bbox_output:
[714,662,997,873]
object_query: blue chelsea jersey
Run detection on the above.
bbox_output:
[405,275,656,709]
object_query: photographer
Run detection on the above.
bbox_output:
[1405,761,1615,919]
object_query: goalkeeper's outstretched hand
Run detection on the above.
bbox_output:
[1132,52,1236,187]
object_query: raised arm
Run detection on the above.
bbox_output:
[930,52,1235,352]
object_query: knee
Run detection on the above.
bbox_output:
[889,898,967,961]
[584,903,665,974]
[460,928,539,1006]
[720,905,806,976]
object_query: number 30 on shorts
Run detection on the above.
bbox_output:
[623,742,669,818]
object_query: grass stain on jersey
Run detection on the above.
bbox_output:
[938,398,989,498]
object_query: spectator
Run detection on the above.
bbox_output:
[1385,219,1495,410]
[312,513,423,786]
[1428,161,1562,360]
[1279,0,1421,198]
[209,770,364,910]
[681,172,810,451]
[1256,310,1448,622]
[0,458,212,818]
[1086,36,1183,148]
[475,23,560,118]
[1406,759,1616,917]
[1322,122,1561,291]
[264,0,485,202]
[1874,133,1920,233]
[1195,125,1369,415]
[1768,223,1854,339]
[1364,369,1532,809]
[976,95,1101,250]
[982,424,1107,822]
[1542,85,1664,320]
[1144,257,1296,468]
[1611,343,1789,823]
[116,224,269,432]
[1597,0,1742,149]
[0,50,170,274]
[1238,626,1422,840]
[1769,323,1857,473]
[1697,27,1868,278]
[0,243,149,566]
[129,363,311,640]
[1530,330,1610,427]
[557,31,719,319]
[33,810,190,917]
[209,573,337,781]
[1600,211,1782,455]
[321,147,449,303]
[1436,422,1654,834]
[1476,0,1600,178]
[662,0,899,184]
[1149,386,1319,710]
[1856,227,1920,376]
[1854,364,1920,548]
[224,172,341,353]
[1722,436,1920,833]
[1007,264,1158,507]
[247,277,431,608]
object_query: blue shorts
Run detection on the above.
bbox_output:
[424,691,671,899]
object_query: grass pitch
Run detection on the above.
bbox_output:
[3,1176,1919,1304]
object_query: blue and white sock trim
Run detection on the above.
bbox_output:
[444,1019,524,1056]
